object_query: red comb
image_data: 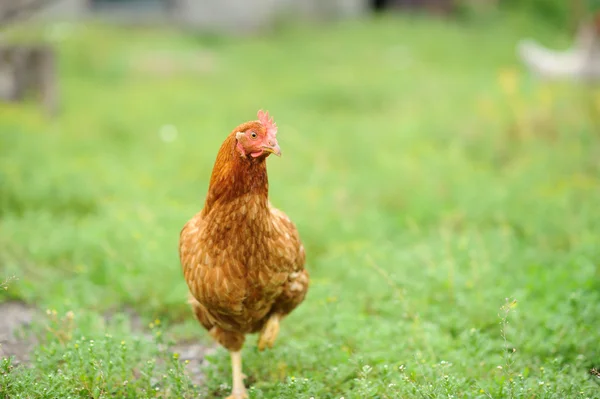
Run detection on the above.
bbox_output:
[257,109,277,137]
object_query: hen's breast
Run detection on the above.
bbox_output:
[179,198,302,333]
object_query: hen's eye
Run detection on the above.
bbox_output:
[250,132,258,139]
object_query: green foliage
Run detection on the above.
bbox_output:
[500,0,572,28]
[1,13,600,398]
[1,311,196,398]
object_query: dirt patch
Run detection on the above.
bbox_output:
[0,301,38,365]
[172,340,216,387]
[102,307,215,385]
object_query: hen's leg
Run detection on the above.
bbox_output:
[226,351,247,399]
[257,313,280,351]
[188,295,247,398]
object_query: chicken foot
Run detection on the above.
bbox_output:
[226,351,247,399]
[257,313,280,351]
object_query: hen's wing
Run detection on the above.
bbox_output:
[179,212,248,325]
[268,206,309,317]
[179,212,249,351]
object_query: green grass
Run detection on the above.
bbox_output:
[1,13,600,398]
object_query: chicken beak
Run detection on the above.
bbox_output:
[262,143,282,157]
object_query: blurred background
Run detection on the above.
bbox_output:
[1,0,599,398]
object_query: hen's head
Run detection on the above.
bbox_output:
[234,110,281,159]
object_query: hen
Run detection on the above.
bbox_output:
[179,110,309,399]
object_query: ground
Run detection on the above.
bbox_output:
[1,12,600,399]
[0,301,37,365]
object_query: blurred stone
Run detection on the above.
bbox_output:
[35,0,88,19]
[0,0,88,23]
[0,44,59,116]
[17,0,369,34]
[376,0,454,15]
[170,0,368,33]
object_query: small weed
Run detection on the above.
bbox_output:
[0,276,17,291]
[499,298,518,399]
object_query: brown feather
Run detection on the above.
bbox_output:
[179,121,309,352]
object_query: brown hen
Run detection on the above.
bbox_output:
[179,110,309,399]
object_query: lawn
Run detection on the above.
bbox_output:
[1,12,599,399]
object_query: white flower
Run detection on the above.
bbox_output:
[159,124,178,143]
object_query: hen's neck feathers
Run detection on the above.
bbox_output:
[203,133,269,215]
